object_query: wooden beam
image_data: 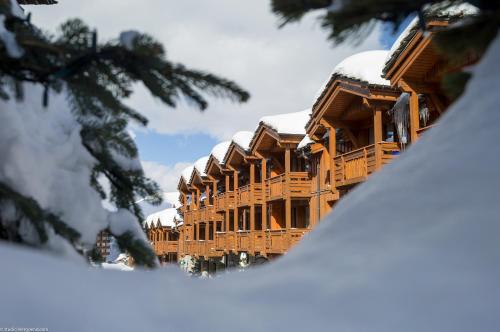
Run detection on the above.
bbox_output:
[373,108,383,144]
[261,157,267,241]
[328,127,336,189]
[409,92,420,143]
[285,147,291,232]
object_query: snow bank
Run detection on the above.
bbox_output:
[144,208,180,228]
[101,262,133,271]
[259,109,311,135]
[1,31,500,332]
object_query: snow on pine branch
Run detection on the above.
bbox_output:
[0,84,149,259]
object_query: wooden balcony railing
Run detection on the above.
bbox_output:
[192,209,201,224]
[334,142,400,187]
[266,172,311,200]
[215,232,226,251]
[416,124,435,138]
[253,232,265,252]
[200,205,215,221]
[265,228,309,254]
[237,183,264,206]
[183,211,193,225]
[179,229,310,257]
[289,229,309,248]
[215,192,235,211]
[237,231,251,251]
[265,229,287,253]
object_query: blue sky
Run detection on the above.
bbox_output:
[135,131,217,167]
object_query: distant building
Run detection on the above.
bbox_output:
[96,231,111,260]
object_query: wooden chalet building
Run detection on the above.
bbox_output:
[144,5,479,271]
[304,50,401,221]
[143,208,182,264]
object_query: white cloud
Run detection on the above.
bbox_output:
[29,0,383,141]
[141,160,191,192]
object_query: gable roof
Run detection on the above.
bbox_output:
[383,3,479,77]
[312,50,390,112]
[222,131,253,164]
[190,156,209,184]
[259,109,311,136]
[143,208,181,228]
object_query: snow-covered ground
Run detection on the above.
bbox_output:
[1,29,499,332]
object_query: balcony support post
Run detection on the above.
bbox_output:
[249,161,255,253]
[205,184,210,207]
[233,170,238,251]
[261,158,268,257]
[374,107,383,170]
[212,181,217,207]
[285,147,292,246]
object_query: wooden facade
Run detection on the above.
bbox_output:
[144,14,477,268]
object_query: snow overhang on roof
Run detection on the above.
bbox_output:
[311,50,391,112]
[144,208,180,228]
[178,164,194,190]
[382,3,479,77]
[190,156,209,183]
[205,141,231,174]
[222,131,254,164]
[297,135,314,150]
[259,109,311,136]
[249,110,311,151]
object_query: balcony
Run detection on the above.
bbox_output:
[237,231,251,251]
[264,228,310,254]
[215,192,236,212]
[265,229,287,254]
[416,124,435,138]
[266,172,312,201]
[184,240,197,256]
[192,210,201,224]
[199,205,215,221]
[215,232,226,251]
[237,183,264,206]
[334,142,400,187]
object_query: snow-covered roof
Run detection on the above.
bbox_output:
[231,131,254,151]
[297,135,314,150]
[180,165,194,184]
[259,109,311,135]
[312,50,390,110]
[144,208,181,228]
[210,141,231,163]
[193,156,209,178]
[383,3,479,75]
[162,192,181,209]
[333,50,390,86]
